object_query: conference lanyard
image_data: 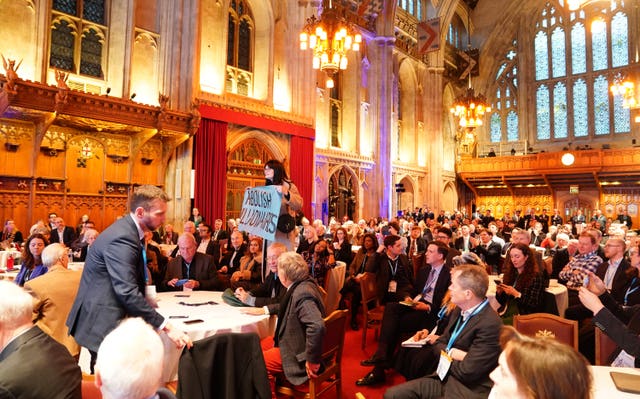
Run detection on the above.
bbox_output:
[625,277,638,306]
[142,244,149,284]
[388,258,399,278]
[446,299,489,352]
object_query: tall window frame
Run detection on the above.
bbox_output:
[226,0,255,96]
[397,0,422,19]
[530,0,633,142]
[49,0,107,79]
[490,41,519,143]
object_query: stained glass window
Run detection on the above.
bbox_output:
[611,12,628,67]
[227,0,253,73]
[551,27,566,78]
[49,1,106,80]
[537,85,551,140]
[553,82,567,138]
[490,114,501,143]
[591,24,608,71]
[570,22,586,74]
[535,31,549,80]
[507,111,519,142]
[573,79,588,137]
[593,75,610,135]
[490,40,519,142]
[613,94,631,133]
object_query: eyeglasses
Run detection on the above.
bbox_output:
[436,235,449,240]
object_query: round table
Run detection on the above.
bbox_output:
[590,366,640,398]
[155,290,275,382]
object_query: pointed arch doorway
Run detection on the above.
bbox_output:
[225,139,275,221]
[328,167,357,222]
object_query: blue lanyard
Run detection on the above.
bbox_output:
[446,299,489,352]
[141,245,149,284]
[625,277,638,306]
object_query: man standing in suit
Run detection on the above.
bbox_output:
[50,217,76,247]
[67,185,191,371]
[0,281,82,398]
[244,252,325,397]
[357,241,452,386]
[235,242,287,306]
[24,243,82,358]
[384,265,503,399]
[162,233,220,291]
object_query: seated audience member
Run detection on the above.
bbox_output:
[169,221,197,258]
[303,238,336,288]
[471,228,502,274]
[596,237,630,303]
[189,207,204,228]
[196,223,216,256]
[162,223,178,245]
[340,232,378,330]
[50,217,77,247]
[144,230,168,286]
[489,326,592,399]
[579,271,640,367]
[551,237,578,279]
[384,265,503,399]
[235,243,287,306]
[407,225,427,256]
[73,228,99,262]
[96,318,177,399]
[331,227,353,264]
[14,233,49,286]
[70,218,96,250]
[211,218,228,242]
[433,227,461,267]
[243,252,325,397]
[495,243,545,324]
[231,236,263,290]
[75,214,89,236]
[623,243,640,307]
[218,230,246,275]
[162,233,219,291]
[0,281,81,398]
[559,232,604,306]
[296,225,319,255]
[24,243,82,358]
[367,234,414,304]
[1,219,23,247]
[357,241,451,386]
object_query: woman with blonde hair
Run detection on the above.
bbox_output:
[231,236,263,290]
[489,326,592,399]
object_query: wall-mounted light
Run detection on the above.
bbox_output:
[130,93,137,100]
[561,152,575,166]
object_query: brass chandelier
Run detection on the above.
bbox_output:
[450,84,491,128]
[299,0,362,88]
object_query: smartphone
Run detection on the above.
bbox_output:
[183,319,204,325]
[174,279,189,287]
[493,279,502,285]
[583,276,590,287]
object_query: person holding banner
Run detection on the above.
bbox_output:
[264,159,303,251]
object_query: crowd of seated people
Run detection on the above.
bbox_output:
[3,205,640,399]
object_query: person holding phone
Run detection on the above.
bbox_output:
[162,233,220,291]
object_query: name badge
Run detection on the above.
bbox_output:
[436,350,452,380]
[388,280,397,292]
[611,349,635,368]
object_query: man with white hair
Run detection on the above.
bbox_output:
[96,318,176,399]
[0,281,81,398]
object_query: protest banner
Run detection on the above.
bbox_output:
[238,185,281,241]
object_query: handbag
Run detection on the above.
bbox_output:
[277,213,296,233]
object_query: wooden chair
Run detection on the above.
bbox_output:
[277,309,349,399]
[359,272,385,350]
[81,373,102,399]
[595,327,618,365]
[513,313,578,350]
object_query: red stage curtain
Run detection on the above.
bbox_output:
[194,119,228,223]
[289,136,314,219]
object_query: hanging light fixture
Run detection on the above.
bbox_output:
[299,0,362,88]
[565,0,614,11]
[450,11,491,129]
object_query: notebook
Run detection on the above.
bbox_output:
[610,371,640,394]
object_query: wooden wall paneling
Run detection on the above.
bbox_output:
[0,121,34,177]
[66,137,105,195]
[36,150,66,178]
[104,196,128,226]
[33,193,65,233]
[64,194,104,232]
[0,192,30,236]
[132,140,162,185]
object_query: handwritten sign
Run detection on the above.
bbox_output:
[238,186,281,241]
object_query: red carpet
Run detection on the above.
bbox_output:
[338,323,407,399]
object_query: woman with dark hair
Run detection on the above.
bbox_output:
[340,232,377,330]
[302,239,336,288]
[1,219,24,247]
[496,242,545,323]
[623,242,640,306]
[264,159,303,251]
[14,234,49,286]
[331,227,352,264]
[489,326,592,399]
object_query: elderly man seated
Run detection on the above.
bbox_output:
[244,252,326,398]
[162,233,220,291]
[0,281,81,398]
[95,318,176,399]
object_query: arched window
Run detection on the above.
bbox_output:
[226,0,254,96]
[531,0,632,141]
[49,0,107,79]
[447,14,466,49]
[490,41,519,142]
[397,0,422,19]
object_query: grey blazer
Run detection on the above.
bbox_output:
[66,215,164,352]
[267,278,325,385]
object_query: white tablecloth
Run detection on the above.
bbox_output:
[591,366,640,398]
[487,277,569,317]
[0,268,19,281]
[0,250,22,270]
[156,290,275,382]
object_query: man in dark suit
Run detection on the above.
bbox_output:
[245,252,325,397]
[434,227,461,268]
[211,218,229,242]
[454,225,473,252]
[196,223,218,257]
[0,281,82,398]
[366,234,414,304]
[218,230,246,274]
[235,242,287,306]
[596,237,630,303]
[162,233,220,291]
[471,228,503,274]
[357,241,452,386]
[617,209,633,229]
[384,265,503,399]
[49,217,76,247]
[407,225,427,256]
[66,185,192,371]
